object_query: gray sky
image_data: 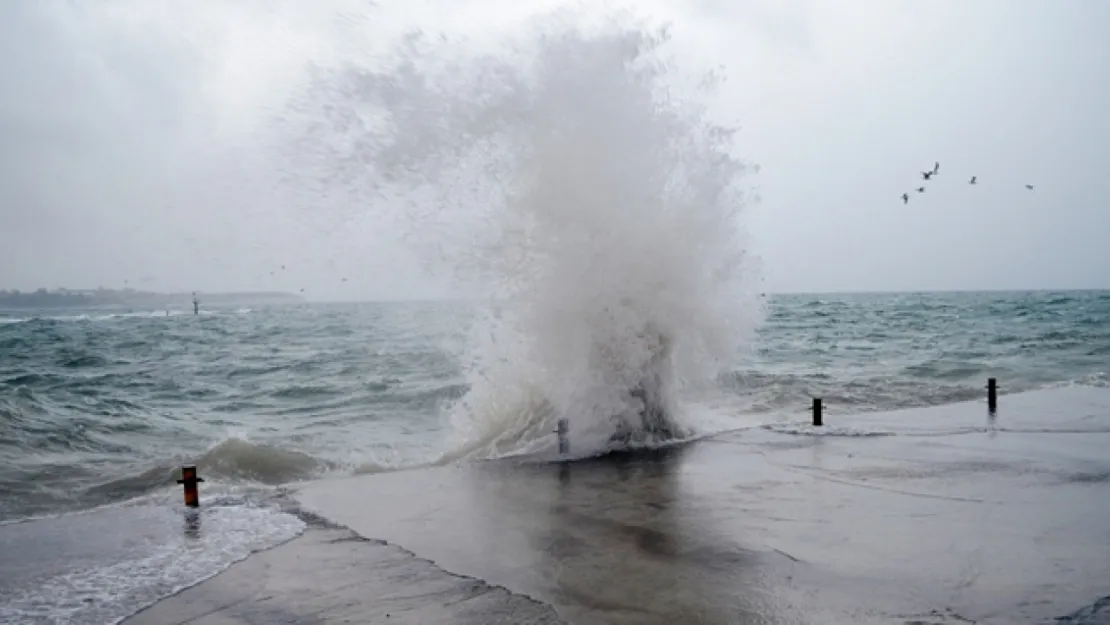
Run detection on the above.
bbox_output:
[1,0,1107,300]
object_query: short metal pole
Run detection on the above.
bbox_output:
[556,418,569,455]
[177,465,205,508]
[987,378,997,414]
[812,397,823,427]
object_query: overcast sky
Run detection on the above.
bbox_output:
[1,0,1107,300]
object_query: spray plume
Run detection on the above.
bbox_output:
[274,8,766,459]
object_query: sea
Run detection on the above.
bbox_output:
[9,3,1110,621]
[0,290,1107,623]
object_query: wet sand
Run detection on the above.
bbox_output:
[126,388,1110,624]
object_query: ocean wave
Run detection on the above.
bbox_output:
[718,370,985,412]
[2,293,1109,523]
[0,435,340,522]
[0,309,250,325]
[717,367,1109,416]
[195,438,331,484]
[269,384,344,400]
[82,438,336,505]
[1043,372,1109,389]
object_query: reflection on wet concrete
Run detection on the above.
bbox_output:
[297,388,1110,624]
[124,525,563,625]
[522,447,790,624]
[183,509,201,540]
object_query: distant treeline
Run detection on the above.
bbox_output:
[0,288,304,309]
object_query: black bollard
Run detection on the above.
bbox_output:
[556,418,569,455]
[812,397,823,427]
[177,465,205,508]
[987,378,997,414]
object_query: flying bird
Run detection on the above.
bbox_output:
[1025,184,1034,190]
[901,193,909,204]
[932,161,940,176]
[921,171,934,181]
[969,176,977,185]
[916,187,926,193]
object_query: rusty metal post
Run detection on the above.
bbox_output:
[812,397,823,427]
[177,465,205,508]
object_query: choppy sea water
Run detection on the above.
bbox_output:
[1,290,1108,623]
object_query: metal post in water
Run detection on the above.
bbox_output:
[987,378,997,414]
[812,397,823,427]
[556,418,569,455]
[177,465,205,508]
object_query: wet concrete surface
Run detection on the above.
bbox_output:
[127,388,1110,624]
[297,388,1110,624]
[123,524,564,625]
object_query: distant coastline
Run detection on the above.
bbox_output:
[0,288,305,310]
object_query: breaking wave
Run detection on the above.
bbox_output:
[277,9,765,460]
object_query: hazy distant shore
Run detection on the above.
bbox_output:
[0,288,304,310]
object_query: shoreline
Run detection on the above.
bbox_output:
[121,517,564,625]
[97,387,1110,623]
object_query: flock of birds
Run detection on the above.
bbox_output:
[900,161,1035,205]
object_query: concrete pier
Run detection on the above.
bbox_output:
[125,387,1110,625]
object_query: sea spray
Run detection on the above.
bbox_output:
[275,10,766,458]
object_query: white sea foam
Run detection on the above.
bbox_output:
[0,501,304,625]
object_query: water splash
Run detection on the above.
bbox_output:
[276,9,766,459]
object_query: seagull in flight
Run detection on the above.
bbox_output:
[921,171,934,181]
[916,186,926,193]
[1025,184,1034,190]
[931,161,940,176]
[969,176,977,185]
[901,193,909,205]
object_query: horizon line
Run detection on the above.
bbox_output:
[2,286,1107,305]
[304,287,1109,304]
